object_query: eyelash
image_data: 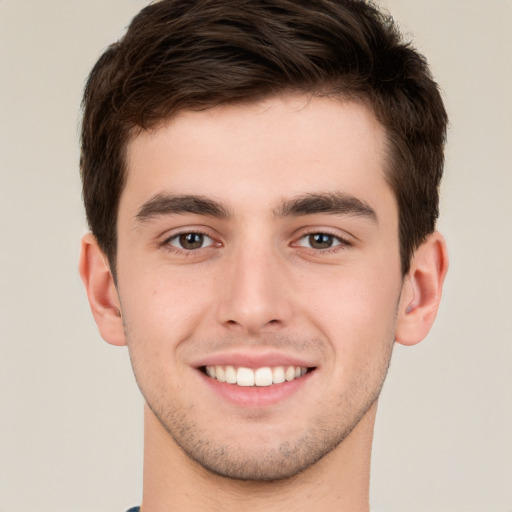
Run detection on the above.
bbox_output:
[162,231,216,254]
[161,230,351,255]
[294,232,351,253]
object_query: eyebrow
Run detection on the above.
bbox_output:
[274,192,378,222]
[135,191,377,224]
[136,193,232,222]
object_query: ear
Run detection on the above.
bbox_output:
[395,231,448,346]
[79,233,126,346]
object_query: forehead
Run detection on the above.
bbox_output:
[121,94,392,219]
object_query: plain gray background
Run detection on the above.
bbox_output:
[1,1,511,511]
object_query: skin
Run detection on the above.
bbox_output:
[80,94,448,512]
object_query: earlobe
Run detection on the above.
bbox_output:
[79,233,127,346]
[395,232,448,346]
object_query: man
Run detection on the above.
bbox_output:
[78,1,448,510]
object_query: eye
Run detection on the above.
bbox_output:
[296,233,344,250]
[167,232,215,250]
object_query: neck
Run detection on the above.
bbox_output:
[140,403,376,512]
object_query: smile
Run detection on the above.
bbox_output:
[203,365,310,387]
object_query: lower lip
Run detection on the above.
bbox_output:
[198,370,314,408]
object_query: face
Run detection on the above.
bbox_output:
[115,95,404,480]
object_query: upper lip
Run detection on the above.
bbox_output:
[193,350,317,369]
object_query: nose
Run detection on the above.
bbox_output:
[216,242,293,334]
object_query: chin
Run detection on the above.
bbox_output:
[178,439,334,482]
[152,398,374,482]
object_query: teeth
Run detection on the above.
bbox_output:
[255,367,273,387]
[272,366,285,384]
[216,365,226,383]
[237,367,254,387]
[285,366,296,382]
[204,365,309,386]
[225,365,237,384]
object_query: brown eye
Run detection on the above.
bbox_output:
[179,233,204,249]
[295,232,347,251]
[168,232,214,250]
[308,233,335,249]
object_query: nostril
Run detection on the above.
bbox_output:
[221,313,287,334]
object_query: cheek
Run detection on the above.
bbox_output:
[296,263,401,350]
[119,271,210,394]
[119,265,213,345]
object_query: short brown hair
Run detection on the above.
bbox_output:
[81,0,447,275]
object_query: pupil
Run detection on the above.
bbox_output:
[180,233,203,249]
[309,233,333,249]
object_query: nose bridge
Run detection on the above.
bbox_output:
[217,234,292,333]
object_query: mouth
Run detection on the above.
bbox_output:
[201,365,314,387]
